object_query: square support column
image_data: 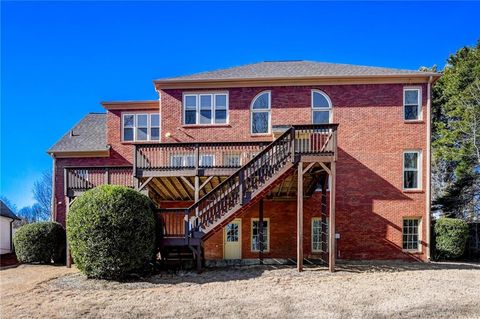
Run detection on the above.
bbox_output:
[297,162,303,272]
[65,196,72,268]
[328,161,336,272]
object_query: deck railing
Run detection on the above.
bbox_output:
[157,208,190,240]
[65,166,133,195]
[135,141,269,173]
[158,124,338,238]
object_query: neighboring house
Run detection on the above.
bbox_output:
[1,200,20,254]
[48,61,441,271]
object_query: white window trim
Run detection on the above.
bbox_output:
[250,91,272,135]
[311,217,324,253]
[403,150,422,191]
[223,153,242,167]
[182,92,229,125]
[402,217,422,253]
[251,218,270,252]
[311,90,333,124]
[199,154,215,167]
[122,112,160,142]
[403,87,422,121]
[170,154,195,167]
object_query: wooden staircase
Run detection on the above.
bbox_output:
[157,124,337,270]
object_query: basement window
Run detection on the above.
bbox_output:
[122,113,160,142]
[312,218,328,253]
[251,219,269,252]
[183,93,229,125]
[402,218,421,251]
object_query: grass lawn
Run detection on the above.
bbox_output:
[1,261,479,319]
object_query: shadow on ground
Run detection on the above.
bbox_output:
[47,260,480,291]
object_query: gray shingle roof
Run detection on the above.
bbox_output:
[1,201,19,220]
[48,113,108,153]
[156,60,437,82]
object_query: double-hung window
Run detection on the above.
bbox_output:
[403,151,421,190]
[251,219,269,252]
[312,90,332,124]
[223,153,242,167]
[403,218,421,251]
[251,91,271,134]
[312,218,328,253]
[122,113,160,142]
[404,88,421,121]
[183,93,228,125]
[170,154,195,168]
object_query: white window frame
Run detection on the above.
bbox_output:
[403,150,422,190]
[250,91,272,135]
[311,90,333,124]
[402,217,422,252]
[122,112,160,142]
[199,154,215,167]
[403,87,422,121]
[170,154,195,167]
[182,92,229,125]
[310,217,328,253]
[251,218,270,252]
[223,153,242,167]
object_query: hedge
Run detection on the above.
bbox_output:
[67,185,156,279]
[13,222,66,264]
[434,218,469,259]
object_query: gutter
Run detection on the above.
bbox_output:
[426,75,433,260]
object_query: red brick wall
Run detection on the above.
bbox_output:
[54,83,428,261]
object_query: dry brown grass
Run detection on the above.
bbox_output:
[1,262,479,319]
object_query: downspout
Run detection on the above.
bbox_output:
[51,155,57,222]
[154,85,162,143]
[426,76,433,261]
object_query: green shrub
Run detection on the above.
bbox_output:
[67,185,156,279]
[434,218,469,259]
[13,222,66,264]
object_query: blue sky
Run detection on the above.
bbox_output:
[1,1,479,209]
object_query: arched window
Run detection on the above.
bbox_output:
[251,91,271,134]
[311,90,332,124]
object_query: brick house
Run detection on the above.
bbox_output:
[48,61,441,271]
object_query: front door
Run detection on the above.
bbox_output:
[224,219,242,259]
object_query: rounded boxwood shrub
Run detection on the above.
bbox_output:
[67,185,156,279]
[13,222,66,264]
[434,218,469,259]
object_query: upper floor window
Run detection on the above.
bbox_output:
[403,150,421,190]
[312,90,332,124]
[251,91,271,134]
[122,113,160,142]
[183,93,228,125]
[404,88,421,121]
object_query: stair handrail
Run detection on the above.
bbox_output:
[162,123,338,238]
[185,128,295,230]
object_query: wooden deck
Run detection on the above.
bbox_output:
[64,124,338,272]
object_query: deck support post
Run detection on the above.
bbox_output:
[65,196,72,268]
[297,162,303,272]
[259,198,264,265]
[328,161,336,272]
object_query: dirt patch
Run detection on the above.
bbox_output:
[1,262,479,318]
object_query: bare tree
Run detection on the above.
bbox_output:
[33,171,52,220]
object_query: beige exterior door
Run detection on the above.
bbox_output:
[224,219,242,259]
